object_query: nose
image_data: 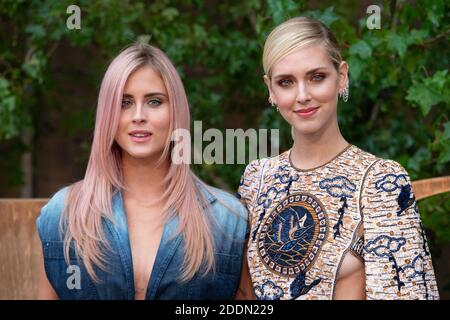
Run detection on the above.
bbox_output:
[296,81,312,105]
[132,101,147,124]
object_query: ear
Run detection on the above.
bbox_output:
[263,74,274,102]
[339,61,349,92]
[338,61,349,91]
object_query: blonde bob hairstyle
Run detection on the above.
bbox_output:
[263,16,343,78]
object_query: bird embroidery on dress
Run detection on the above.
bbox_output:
[274,207,312,253]
[290,271,321,299]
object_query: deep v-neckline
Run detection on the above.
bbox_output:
[109,191,183,300]
[128,218,164,299]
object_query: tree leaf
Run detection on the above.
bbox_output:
[25,24,46,39]
[386,31,407,57]
[303,6,339,27]
[347,55,364,81]
[406,70,449,115]
[443,122,450,141]
[438,143,450,164]
[406,29,429,45]
[349,40,372,59]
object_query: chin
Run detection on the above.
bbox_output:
[124,148,161,160]
[292,121,324,136]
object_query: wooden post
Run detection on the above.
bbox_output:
[0,199,47,299]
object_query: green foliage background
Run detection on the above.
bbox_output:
[0,0,449,259]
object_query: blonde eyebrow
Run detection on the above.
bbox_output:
[272,67,329,79]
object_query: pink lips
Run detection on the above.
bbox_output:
[128,130,152,143]
[294,106,320,119]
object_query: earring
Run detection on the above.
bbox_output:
[268,97,279,112]
[339,81,349,102]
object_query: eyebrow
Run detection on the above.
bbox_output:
[122,92,168,98]
[273,67,329,79]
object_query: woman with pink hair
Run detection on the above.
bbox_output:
[36,42,247,300]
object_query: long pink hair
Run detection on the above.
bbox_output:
[61,42,215,282]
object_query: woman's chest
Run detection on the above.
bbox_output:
[247,169,365,299]
[125,202,165,299]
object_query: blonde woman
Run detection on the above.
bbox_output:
[36,43,247,300]
[236,17,439,300]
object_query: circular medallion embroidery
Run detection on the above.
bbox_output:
[257,193,328,276]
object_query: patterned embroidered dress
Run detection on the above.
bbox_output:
[237,144,439,300]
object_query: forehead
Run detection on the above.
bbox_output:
[271,44,334,76]
[124,65,167,94]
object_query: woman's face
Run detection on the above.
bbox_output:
[264,44,348,136]
[115,65,171,163]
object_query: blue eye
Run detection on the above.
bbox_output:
[147,99,162,106]
[121,99,132,109]
[312,74,325,82]
[278,79,293,87]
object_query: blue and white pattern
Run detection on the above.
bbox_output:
[257,193,327,276]
[319,176,356,198]
[254,280,284,300]
[364,235,407,292]
[364,235,406,257]
[374,173,409,192]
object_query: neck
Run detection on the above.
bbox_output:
[121,153,170,205]
[290,118,349,170]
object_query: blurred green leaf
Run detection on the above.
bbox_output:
[386,31,407,57]
[438,143,450,164]
[406,70,449,115]
[349,40,372,59]
[406,29,429,45]
[443,122,450,141]
[304,6,339,27]
[25,24,46,39]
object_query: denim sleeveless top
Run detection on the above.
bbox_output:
[36,184,248,300]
